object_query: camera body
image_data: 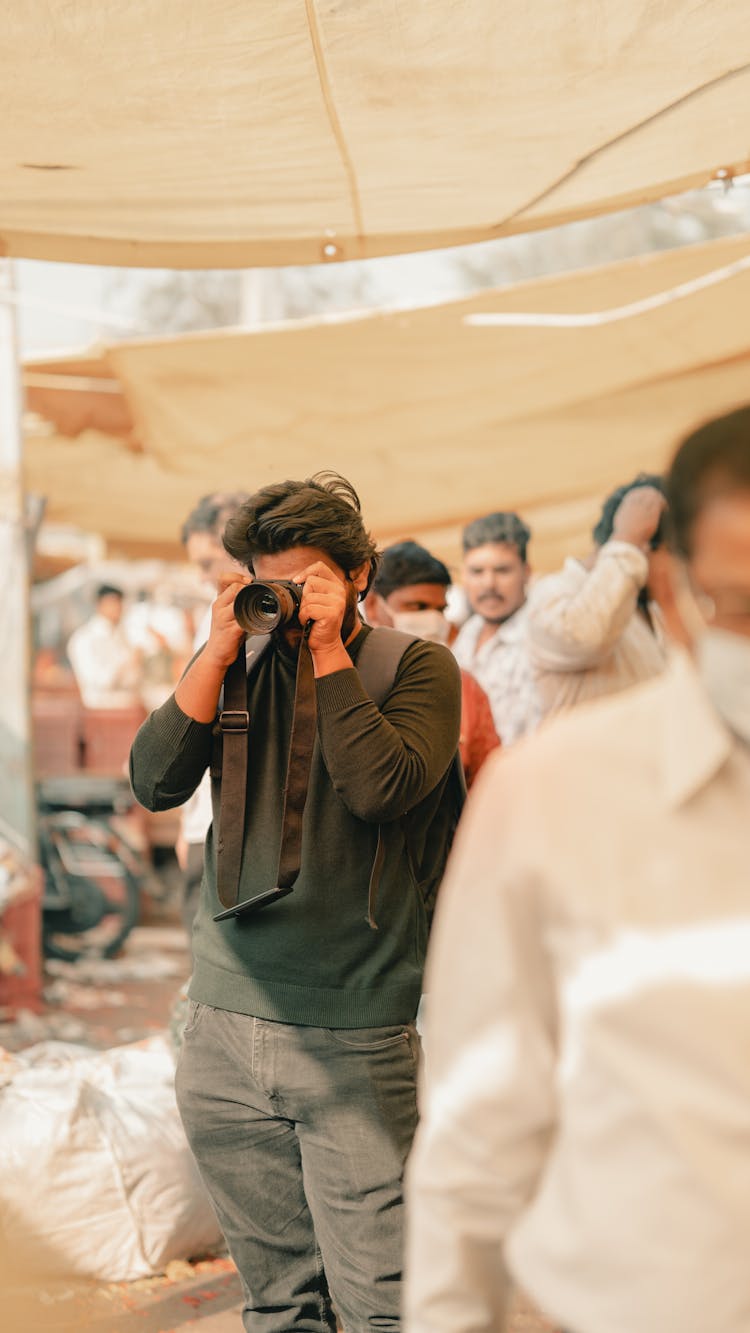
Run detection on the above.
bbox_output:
[234,580,303,634]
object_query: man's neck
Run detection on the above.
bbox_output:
[476,613,516,649]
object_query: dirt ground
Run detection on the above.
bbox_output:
[0,862,557,1333]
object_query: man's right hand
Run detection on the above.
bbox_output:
[202,580,250,670]
[175,579,249,723]
[611,486,666,552]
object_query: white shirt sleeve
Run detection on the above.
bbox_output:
[178,602,218,844]
[526,541,649,672]
[405,749,558,1332]
[179,771,214,844]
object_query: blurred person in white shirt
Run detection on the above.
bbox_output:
[452,512,539,745]
[124,591,193,711]
[405,404,750,1333]
[176,491,249,934]
[67,583,145,709]
[526,474,668,721]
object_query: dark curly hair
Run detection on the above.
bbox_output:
[593,473,667,549]
[223,472,380,597]
[373,541,451,599]
[666,405,750,557]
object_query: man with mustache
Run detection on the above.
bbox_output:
[451,512,539,745]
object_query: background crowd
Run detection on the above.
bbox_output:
[28,404,750,1333]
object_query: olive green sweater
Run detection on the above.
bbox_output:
[129,626,462,1027]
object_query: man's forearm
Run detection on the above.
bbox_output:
[405,1183,511,1332]
[528,541,648,669]
[310,643,353,678]
[175,646,227,722]
[315,647,461,823]
[129,695,214,811]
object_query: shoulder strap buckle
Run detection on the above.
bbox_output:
[219,709,250,732]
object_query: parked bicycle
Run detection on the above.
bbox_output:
[37,776,145,963]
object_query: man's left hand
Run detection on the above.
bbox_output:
[292,561,349,657]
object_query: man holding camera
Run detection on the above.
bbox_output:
[129,473,462,1332]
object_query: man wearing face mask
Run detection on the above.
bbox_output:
[405,406,750,1333]
[365,540,500,788]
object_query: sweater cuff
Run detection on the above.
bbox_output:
[148,693,216,748]
[315,667,370,716]
[600,539,649,585]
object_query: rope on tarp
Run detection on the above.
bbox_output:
[465,251,750,328]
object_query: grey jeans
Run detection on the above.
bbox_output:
[175,1002,420,1333]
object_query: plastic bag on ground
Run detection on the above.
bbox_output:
[0,1033,223,1281]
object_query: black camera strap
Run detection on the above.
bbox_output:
[213,622,317,921]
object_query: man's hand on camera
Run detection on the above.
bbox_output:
[292,561,356,676]
[204,580,251,670]
[175,577,251,723]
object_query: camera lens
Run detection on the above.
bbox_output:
[234,581,301,635]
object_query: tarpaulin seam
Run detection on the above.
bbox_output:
[496,60,750,232]
[303,0,365,245]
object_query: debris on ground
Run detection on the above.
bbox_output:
[0,901,557,1332]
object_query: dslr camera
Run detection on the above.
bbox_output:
[234,580,303,634]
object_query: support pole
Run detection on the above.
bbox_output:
[0,258,35,854]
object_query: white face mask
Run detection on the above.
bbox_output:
[391,609,451,645]
[676,572,750,744]
[695,627,750,744]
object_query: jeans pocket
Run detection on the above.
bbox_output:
[182,999,213,1037]
[325,1024,412,1051]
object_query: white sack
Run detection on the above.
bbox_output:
[0,1035,223,1281]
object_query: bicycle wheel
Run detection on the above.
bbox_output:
[41,812,141,963]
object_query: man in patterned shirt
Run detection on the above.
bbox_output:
[452,512,539,745]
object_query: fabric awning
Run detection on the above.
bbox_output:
[23,234,750,571]
[4,2,750,267]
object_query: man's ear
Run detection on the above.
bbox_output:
[362,590,394,628]
[349,560,372,596]
[649,549,692,649]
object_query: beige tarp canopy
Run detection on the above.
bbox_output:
[4,2,750,267]
[23,234,750,571]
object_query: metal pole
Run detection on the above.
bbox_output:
[0,258,35,854]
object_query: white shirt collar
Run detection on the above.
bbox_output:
[660,647,736,809]
[466,602,528,648]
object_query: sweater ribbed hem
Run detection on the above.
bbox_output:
[189,959,421,1028]
[148,694,214,748]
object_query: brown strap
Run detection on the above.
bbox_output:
[366,757,466,931]
[213,624,317,921]
[214,642,251,912]
[276,624,317,890]
[366,827,387,931]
